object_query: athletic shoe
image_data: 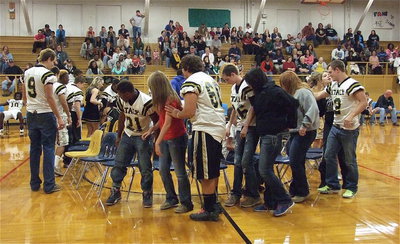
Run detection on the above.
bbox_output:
[0,129,3,136]
[143,191,153,208]
[317,185,340,194]
[380,122,385,127]
[19,129,24,136]
[224,194,240,207]
[240,196,262,208]
[291,195,309,203]
[273,202,295,217]
[189,209,219,221]
[106,187,121,206]
[160,200,178,210]
[253,205,274,212]
[342,189,357,198]
[45,184,61,194]
[174,204,193,213]
[54,168,63,177]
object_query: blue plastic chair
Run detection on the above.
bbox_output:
[222,103,228,116]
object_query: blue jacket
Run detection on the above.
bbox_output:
[170,75,186,99]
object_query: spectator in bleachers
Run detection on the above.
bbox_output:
[170,69,185,100]
[43,24,52,47]
[292,49,300,65]
[56,24,66,47]
[153,47,161,65]
[162,42,172,68]
[359,92,378,125]
[111,61,127,76]
[245,23,253,35]
[367,30,379,50]
[294,42,304,57]
[242,32,253,54]
[297,56,310,76]
[55,45,69,69]
[215,27,222,39]
[158,30,166,50]
[196,38,206,57]
[139,55,146,74]
[308,44,318,59]
[325,24,339,44]
[274,37,283,51]
[315,23,326,45]
[203,56,215,75]
[222,23,230,43]
[295,33,307,46]
[198,23,208,37]
[386,43,399,71]
[304,50,315,69]
[107,26,117,47]
[99,26,108,48]
[261,55,274,79]
[230,27,238,43]
[272,49,284,73]
[211,35,222,55]
[32,29,46,53]
[229,42,241,61]
[170,48,181,70]
[2,60,23,96]
[331,45,345,61]
[86,26,95,45]
[353,40,364,53]
[0,46,13,74]
[165,20,175,37]
[144,45,152,64]
[80,38,94,59]
[130,10,145,39]
[375,90,399,126]
[312,57,327,73]
[252,33,264,56]
[237,26,244,40]
[117,34,130,53]
[48,31,57,50]
[118,24,130,39]
[369,50,382,74]
[262,28,270,42]
[302,22,317,46]
[102,41,114,68]
[133,37,144,56]
[180,41,191,57]
[128,55,139,74]
[271,27,282,41]
[86,60,103,80]
[63,59,76,77]
[283,56,296,72]
[343,28,354,45]
[285,34,296,54]
[89,54,104,71]
[180,31,191,43]
[175,21,183,34]
[377,47,388,62]
[354,30,365,49]
[201,47,214,64]
[264,37,274,56]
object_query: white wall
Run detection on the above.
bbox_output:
[0,0,399,42]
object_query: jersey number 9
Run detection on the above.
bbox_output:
[27,77,37,98]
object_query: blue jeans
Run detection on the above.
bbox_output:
[165,57,170,68]
[111,133,153,192]
[134,49,143,56]
[2,79,16,93]
[325,126,359,192]
[133,26,141,39]
[258,134,292,209]
[232,127,260,198]
[159,134,192,207]
[27,112,57,192]
[287,130,316,197]
[378,108,398,124]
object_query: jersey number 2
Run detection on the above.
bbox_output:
[27,77,37,98]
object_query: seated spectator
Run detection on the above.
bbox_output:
[214,51,223,66]
[89,54,104,71]
[325,24,339,44]
[315,23,326,45]
[165,20,175,37]
[304,50,315,69]
[228,42,241,61]
[343,28,354,45]
[274,37,283,51]
[211,34,222,55]
[260,55,274,79]
[360,92,379,125]
[215,27,222,38]
[264,37,274,55]
[354,40,364,53]
[203,56,215,75]
[152,48,160,65]
[375,90,399,126]
[133,37,144,56]
[2,60,23,96]
[0,46,13,74]
[252,33,264,56]
[308,44,318,60]
[170,48,181,70]
[301,22,317,46]
[179,41,190,57]
[144,45,152,64]
[312,57,327,73]
[80,38,94,59]
[99,26,108,48]
[354,30,365,49]
[272,49,284,73]
[139,55,146,74]
[283,56,296,72]
[55,45,68,69]
[201,47,215,64]
[271,27,282,41]
[56,24,66,47]
[180,31,191,43]
[262,28,271,42]
[111,61,127,76]
[117,34,130,52]
[63,59,76,78]
[285,34,296,54]
[367,30,379,50]
[245,23,253,35]
[32,29,46,53]
[237,26,244,40]
[118,24,130,39]
[48,31,57,50]
[297,56,310,76]
[294,42,305,56]
[175,21,183,34]
[369,50,382,74]
[86,60,103,80]
[107,26,117,47]
[102,41,114,68]
[198,23,208,37]
[43,24,52,47]
[292,49,300,65]
[242,32,253,54]
[128,55,140,74]
[377,47,388,62]
[331,45,345,61]
[86,26,96,44]
[222,23,230,43]
[386,43,398,69]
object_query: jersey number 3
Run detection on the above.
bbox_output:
[27,77,37,98]
[205,82,222,109]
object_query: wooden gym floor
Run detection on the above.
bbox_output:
[0,124,399,243]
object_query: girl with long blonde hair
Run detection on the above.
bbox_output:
[82,76,104,137]
[279,71,319,203]
[144,71,193,213]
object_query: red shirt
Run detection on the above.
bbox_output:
[34,33,45,41]
[283,61,296,71]
[158,100,186,140]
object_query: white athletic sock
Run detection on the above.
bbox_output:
[54,155,61,169]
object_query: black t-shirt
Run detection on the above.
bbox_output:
[316,28,326,36]
[4,65,23,81]
[325,28,337,37]
[118,29,129,39]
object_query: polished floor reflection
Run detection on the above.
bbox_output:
[0,124,399,243]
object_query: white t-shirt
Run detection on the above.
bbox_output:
[66,83,84,112]
[230,80,255,131]
[325,77,364,130]
[7,99,23,111]
[24,65,57,113]
[130,15,144,27]
[53,82,67,114]
[180,71,225,142]
[116,90,154,136]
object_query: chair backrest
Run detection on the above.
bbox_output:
[222,103,228,116]
[86,130,104,155]
[99,121,111,133]
[112,121,119,132]
[99,132,118,157]
[0,106,4,112]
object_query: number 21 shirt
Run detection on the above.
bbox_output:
[116,89,155,136]
[325,77,364,130]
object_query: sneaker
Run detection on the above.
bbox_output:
[174,204,193,213]
[45,184,61,194]
[106,187,121,206]
[189,209,219,221]
[342,189,357,198]
[273,202,295,217]
[19,129,24,136]
[0,129,3,136]
[224,194,240,207]
[380,122,385,127]
[240,196,262,208]
[318,185,340,194]
[214,202,223,214]
[160,200,178,210]
[143,191,153,208]
[54,168,63,177]
[253,205,273,212]
[291,195,309,203]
